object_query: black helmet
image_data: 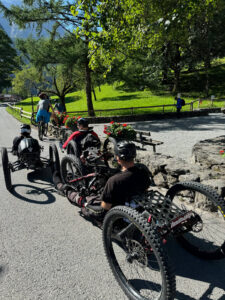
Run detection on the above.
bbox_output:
[116,140,136,161]
[20,124,31,134]
[77,118,89,127]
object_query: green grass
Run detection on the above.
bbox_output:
[6,106,31,125]
[11,61,225,118]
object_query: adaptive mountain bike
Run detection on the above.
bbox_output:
[59,142,225,300]
[1,143,60,191]
[37,116,48,141]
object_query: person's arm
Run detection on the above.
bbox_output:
[49,103,54,112]
[62,131,81,149]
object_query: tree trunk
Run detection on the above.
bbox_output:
[172,68,180,93]
[85,56,95,117]
[60,95,66,112]
[204,57,211,97]
[92,86,97,101]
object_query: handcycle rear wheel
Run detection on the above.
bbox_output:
[103,206,176,300]
[49,144,60,174]
[166,181,225,260]
[67,140,79,157]
[1,147,12,191]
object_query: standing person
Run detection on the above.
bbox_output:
[175,96,182,118]
[53,141,151,219]
[53,99,66,113]
[36,92,55,124]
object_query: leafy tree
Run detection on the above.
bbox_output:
[15,35,85,110]
[0,0,99,116]
[0,26,17,91]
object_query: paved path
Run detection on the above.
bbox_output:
[93,113,225,160]
[0,105,225,300]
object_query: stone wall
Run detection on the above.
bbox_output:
[137,135,225,197]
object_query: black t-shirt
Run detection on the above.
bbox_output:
[101,166,151,207]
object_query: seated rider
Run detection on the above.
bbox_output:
[53,140,151,219]
[36,92,55,124]
[12,124,41,158]
[62,118,101,155]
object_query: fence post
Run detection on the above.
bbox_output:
[20,107,23,118]
[190,102,193,111]
[162,105,164,113]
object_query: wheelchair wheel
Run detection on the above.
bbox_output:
[67,140,79,157]
[38,121,44,141]
[61,154,85,187]
[103,137,119,168]
[166,181,225,260]
[1,147,12,191]
[103,206,176,300]
[49,144,60,174]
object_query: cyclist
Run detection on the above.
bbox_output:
[62,117,101,154]
[12,124,40,156]
[53,140,151,219]
[36,92,55,124]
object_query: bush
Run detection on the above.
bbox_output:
[63,115,80,130]
[103,121,136,140]
[51,112,66,127]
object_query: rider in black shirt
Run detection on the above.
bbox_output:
[53,140,151,218]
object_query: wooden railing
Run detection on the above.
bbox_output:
[7,104,34,120]
[7,101,196,119]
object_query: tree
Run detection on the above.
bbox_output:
[0,26,17,91]
[0,0,98,116]
[14,35,85,110]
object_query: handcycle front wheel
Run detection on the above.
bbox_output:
[60,154,85,186]
[103,206,176,300]
[166,181,225,260]
[1,147,12,191]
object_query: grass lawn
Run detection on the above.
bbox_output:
[10,62,225,118]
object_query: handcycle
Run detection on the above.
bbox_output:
[59,138,225,300]
[1,143,60,191]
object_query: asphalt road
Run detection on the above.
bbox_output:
[0,105,225,300]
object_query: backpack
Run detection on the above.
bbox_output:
[181,99,185,106]
[80,132,101,151]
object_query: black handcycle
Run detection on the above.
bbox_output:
[1,143,60,191]
[59,139,225,300]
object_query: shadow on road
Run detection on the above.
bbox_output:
[133,114,225,133]
[166,239,225,300]
[27,168,53,186]
[11,184,56,205]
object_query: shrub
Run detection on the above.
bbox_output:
[103,121,136,140]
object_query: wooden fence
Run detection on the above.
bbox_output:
[7,101,196,120]
[7,104,34,120]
